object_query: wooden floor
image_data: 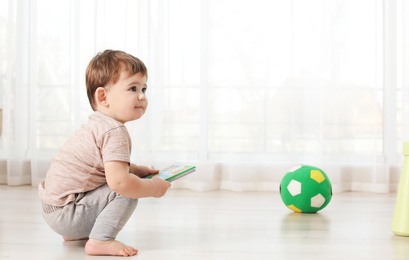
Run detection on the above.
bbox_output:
[1,185,408,260]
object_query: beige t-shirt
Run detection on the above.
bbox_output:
[38,111,132,206]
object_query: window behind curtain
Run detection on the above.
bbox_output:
[146,0,386,164]
[1,0,407,189]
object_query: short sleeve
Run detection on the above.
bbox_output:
[99,126,132,164]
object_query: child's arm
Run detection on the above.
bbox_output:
[105,161,171,198]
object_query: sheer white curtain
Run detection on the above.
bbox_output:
[0,0,407,193]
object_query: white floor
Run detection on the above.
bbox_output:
[0,185,408,260]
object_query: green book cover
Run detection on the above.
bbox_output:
[145,164,196,182]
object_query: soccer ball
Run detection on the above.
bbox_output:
[280,165,332,213]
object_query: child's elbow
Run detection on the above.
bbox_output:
[107,178,127,194]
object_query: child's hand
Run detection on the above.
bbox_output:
[150,177,171,198]
[131,164,159,178]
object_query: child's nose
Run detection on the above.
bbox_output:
[138,93,146,100]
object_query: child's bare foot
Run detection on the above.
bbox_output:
[85,238,138,256]
[63,237,88,241]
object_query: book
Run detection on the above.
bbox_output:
[144,164,196,182]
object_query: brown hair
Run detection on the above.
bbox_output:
[85,50,148,110]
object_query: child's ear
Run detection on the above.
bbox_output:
[95,87,108,107]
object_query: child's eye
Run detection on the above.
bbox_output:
[142,87,147,93]
[130,86,137,92]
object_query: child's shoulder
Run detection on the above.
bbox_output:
[61,112,127,150]
[86,112,129,140]
[88,112,124,131]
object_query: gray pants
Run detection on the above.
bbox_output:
[41,184,138,241]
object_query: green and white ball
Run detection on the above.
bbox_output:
[280,165,332,213]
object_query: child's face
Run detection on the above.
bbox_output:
[104,71,148,124]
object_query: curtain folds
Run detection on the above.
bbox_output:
[0,0,408,193]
